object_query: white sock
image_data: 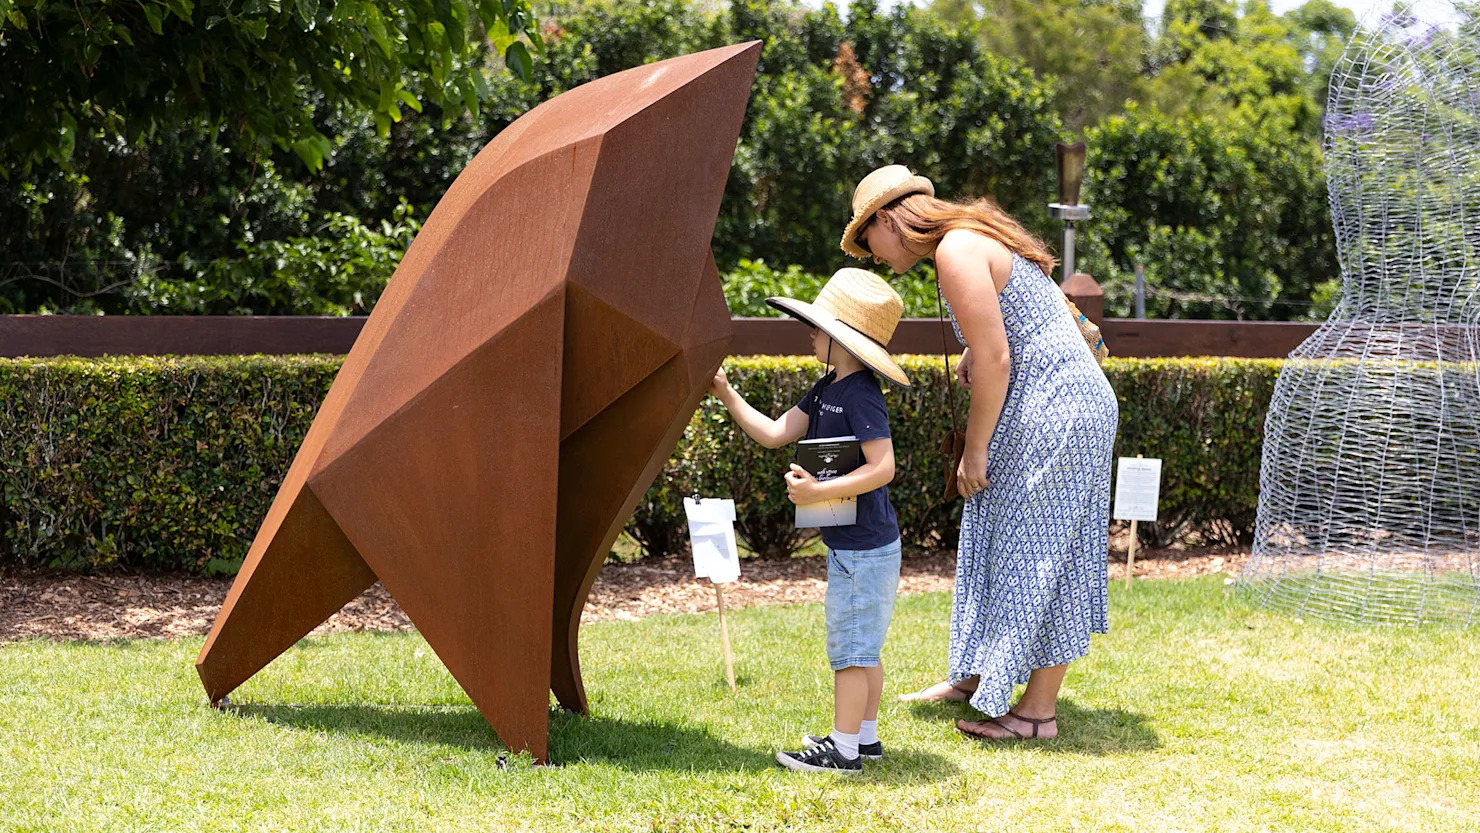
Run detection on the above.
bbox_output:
[829,729,860,760]
[858,719,879,745]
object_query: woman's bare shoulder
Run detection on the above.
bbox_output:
[937,229,1012,290]
[937,228,1005,258]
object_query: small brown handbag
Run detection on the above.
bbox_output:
[936,281,968,501]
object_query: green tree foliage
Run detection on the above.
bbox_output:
[0,0,1347,320]
[930,0,1149,132]
[125,203,422,315]
[0,0,540,173]
[932,0,1355,138]
[1081,105,1336,320]
[728,1,1064,273]
[1144,0,1354,137]
[0,0,1064,312]
[484,0,1064,274]
[0,119,424,313]
[1284,0,1359,111]
[924,0,1348,318]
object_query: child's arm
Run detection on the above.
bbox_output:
[785,437,895,504]
[710,368,810,449]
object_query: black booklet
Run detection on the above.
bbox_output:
[794,435,862,528]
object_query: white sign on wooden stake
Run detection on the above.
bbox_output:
[683,496,741,691]
[1113,456,1162,588]
[1113,457,1163,522]
[684,497,741,584]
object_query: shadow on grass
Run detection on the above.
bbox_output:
[234,703,504,752]
[550,709,960,783]
[232,702,960,778]
[904,697,1160,754]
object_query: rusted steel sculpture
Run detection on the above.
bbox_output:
[196,42,761,761]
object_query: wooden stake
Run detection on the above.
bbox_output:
[1126,519,1139,590]
[715,582,736,692]
[1125,453,1146,590]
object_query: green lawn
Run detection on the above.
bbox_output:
[2,577,1477,832]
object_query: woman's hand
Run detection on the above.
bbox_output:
[956,453,989,498]
[784,464,824,504]
[710,367,730,397]
[956,347,975,389]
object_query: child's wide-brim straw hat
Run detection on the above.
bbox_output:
[767,268,911,387]
[840,165,935,259]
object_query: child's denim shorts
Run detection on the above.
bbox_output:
[824,537,902,671]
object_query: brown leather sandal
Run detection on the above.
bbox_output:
[956,711,1056,741]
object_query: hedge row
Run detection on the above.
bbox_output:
[0,356,1281,574]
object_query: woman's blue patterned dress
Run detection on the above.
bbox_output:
[946,253,1119,717]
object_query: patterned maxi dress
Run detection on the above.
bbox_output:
[946,253,1119,718]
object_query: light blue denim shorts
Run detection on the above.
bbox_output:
[824,537,902,671]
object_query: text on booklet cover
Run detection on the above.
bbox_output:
[794,436,862,528]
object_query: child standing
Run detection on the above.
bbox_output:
[708,268,910,775]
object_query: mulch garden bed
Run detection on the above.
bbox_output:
[0,544,1248,643]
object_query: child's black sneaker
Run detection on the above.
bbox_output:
[774,738,862,775]
[802,733,883,760]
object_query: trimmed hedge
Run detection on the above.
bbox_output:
[0,355,1281,574]
[639,356,1281,557]
[0,356,337,574]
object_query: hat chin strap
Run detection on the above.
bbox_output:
[799,339,840,450]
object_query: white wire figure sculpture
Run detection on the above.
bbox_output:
[1241,0,1480,626]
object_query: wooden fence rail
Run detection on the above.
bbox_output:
[0,315,1320,359]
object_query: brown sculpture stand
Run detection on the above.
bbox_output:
[195,42,762,763]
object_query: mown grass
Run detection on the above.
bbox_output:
[2,577,1477,832]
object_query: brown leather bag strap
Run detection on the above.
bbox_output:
[936,280,960,434]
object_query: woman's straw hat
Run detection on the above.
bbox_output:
[767,268,910,387]
[840,165,935,259]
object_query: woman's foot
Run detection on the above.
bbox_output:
[956,709,1057,741]
[897,676,978,703]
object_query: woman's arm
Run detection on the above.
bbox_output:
[935,229,1014,497]
[710,368,811,449]
[785,437,895,504]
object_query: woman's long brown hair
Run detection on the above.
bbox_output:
[871,193,1057,275]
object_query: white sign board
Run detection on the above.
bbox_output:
[684,497,741,584]
[1113,457,1162,522]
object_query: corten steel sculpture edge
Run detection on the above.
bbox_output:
[196,42,762,762]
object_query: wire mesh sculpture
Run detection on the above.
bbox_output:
[1241,0,1480,626]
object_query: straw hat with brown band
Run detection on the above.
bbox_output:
[766,268,911,387]
[840,165,936,259]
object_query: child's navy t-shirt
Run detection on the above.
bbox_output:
[794,369,900,551]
